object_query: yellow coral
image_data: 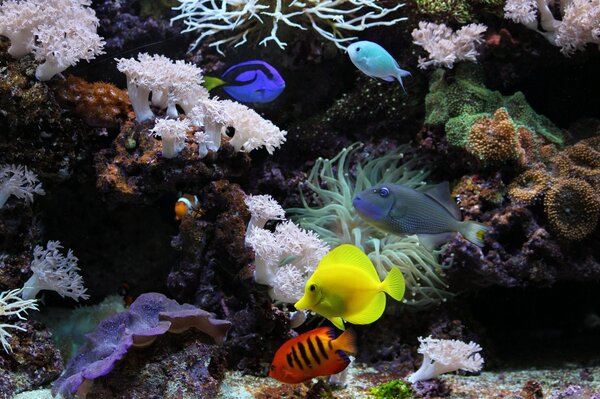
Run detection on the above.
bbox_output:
[508,168,551,205]
[544,178,600,240]
[467,108,518,163]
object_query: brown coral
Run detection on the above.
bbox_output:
[508,168,552,205]
[551,144,600,191]
[544,178,600,240]
[54,75,131,128]
[516,126,538,166]
[467,108,518,163]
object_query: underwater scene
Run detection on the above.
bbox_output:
[0,0,599,398]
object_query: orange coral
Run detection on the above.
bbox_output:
[467,108,518,163]
[552,144,600,191]
[516,126,538,166]
[508,168,551,205]
[539,144,558,163]
[54,75,131,128]
[544,178,599,240]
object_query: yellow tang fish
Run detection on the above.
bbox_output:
[294,244,405,330]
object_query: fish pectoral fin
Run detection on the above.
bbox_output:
[329,317,346,331]
[423,182,461,219]
[344,292,386,326]
[390,205,408,219]
[417,233,455,251]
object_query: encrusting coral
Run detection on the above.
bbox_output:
[543,178,600,241]
[414,0,503,24]
[507,168,552,205]
[53,76,131,128]
[288,143,453,308]
[467,108,519,163]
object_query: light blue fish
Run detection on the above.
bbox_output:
[347,41,411,93]
[352,182,489,250]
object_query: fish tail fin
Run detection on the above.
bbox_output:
[397,69,411,94]
[460,221,490,247]
[380,266,406,302]
[333,328,357,355]
[203,76,227,91]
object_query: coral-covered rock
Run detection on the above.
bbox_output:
[0,320,63,399]
[467,108,519,163]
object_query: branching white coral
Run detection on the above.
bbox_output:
[245,194,285,231]
[408,336,484,383]
[22,241,89,302]
[0,164,45,208]
[504,0,600,55]
[412,22,487,69]
[172,0,407,54]
[0,0,105,81]
[222,100,287,154]
[0,288,39,353]
[116,53,208,122]
[246,219,329,304]
[150,118,192,159]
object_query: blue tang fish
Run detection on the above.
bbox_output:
[353,182,489,250]
[347,41,411,93]
[203,60,285,103]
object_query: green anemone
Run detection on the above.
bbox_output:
[287,143,453,308]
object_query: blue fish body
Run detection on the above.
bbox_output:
[219,60,285,103]
[347,41,411,93]
[353,182,489,250]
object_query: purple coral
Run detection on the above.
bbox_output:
[52,293,231,399]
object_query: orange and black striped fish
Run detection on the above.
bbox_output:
[269,327,357,384]
[174,194,202,221]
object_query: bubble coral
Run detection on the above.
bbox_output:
[288,143,452,308]
[544,178,600,240]
[54,76,131,128]
[467,108,519,163]
[507,168,551,205]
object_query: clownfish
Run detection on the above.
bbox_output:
[269,327,357,384]
[174,194,202,221]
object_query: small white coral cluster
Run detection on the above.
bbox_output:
[408,336,484,383]
[172,0,407,53]
[504,0,600,55]
[0,164,45,208]
[244,195,329,304]
[22,241,89,302]
[0,0,105,81]
[117,53,287,159]
[0,288,39,353]
[412,22,487,69]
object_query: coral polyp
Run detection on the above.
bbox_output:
[544,178,600,241]
[288,143,452,308]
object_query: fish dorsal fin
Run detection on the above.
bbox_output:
[344,293,386,325]
[424,182,461,220]
[319,244,379,281]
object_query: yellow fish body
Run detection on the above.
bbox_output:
[294,244,405,330]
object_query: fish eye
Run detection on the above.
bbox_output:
[379,187,390,197]
[356,47,361,52]
[310,284,316,292]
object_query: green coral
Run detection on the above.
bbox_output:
[288,143,452,308]
[414,0,503,24]
[425,64,565,147]
[368,379,415,399]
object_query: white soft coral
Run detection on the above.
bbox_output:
[408,336,484,383]
[244,194,285,231]
[411,22,487,69]
[0,164,45,208]
[22,241,89,301]
[0,288,39,353]
[0,0,105,81]
[150,118,192,159]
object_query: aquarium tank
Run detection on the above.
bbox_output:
[0,0,599,398]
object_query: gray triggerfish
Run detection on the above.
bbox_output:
[352,182,489,250]
[203,60,285,103]
[347,41,411,93]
